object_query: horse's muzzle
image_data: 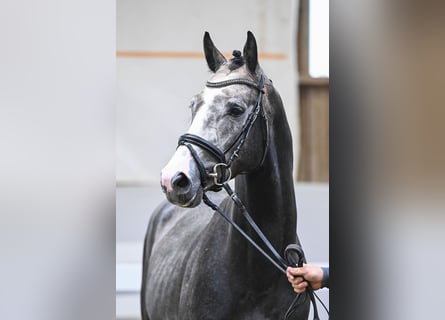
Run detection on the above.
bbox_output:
[161,172,202,207]
[160,147,203,208]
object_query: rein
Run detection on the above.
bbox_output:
[177,75,328,319]
[203,184,328,320]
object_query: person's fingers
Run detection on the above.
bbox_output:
[292,281,308,293]
[291,279,306,288]
[293,277,304,284]
[287,266,304,277]
[286,272,294,281]
[286,268,294,280]
[291,277,307,292]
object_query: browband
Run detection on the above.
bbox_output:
[206,78,264,92]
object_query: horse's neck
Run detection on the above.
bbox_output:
[234,147,297,253]
[228,113,297,284]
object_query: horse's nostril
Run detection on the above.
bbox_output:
[171,172,190,189]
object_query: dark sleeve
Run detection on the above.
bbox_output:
[321,267,329,288]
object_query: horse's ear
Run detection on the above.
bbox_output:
[243,31,258,74]
[203,32,226,72]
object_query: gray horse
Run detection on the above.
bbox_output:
[141,31,310,320]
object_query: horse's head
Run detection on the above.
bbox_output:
[161,31,270,207]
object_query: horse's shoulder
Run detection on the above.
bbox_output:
[146,199,220,247]
[149,200,178,228]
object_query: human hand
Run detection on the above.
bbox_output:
[286,264,324,293]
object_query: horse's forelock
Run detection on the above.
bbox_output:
[227,55,245,71]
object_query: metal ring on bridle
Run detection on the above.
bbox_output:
[208,163,232,186]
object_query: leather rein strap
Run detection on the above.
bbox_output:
[203,184,325,320]
[203,183,289,273]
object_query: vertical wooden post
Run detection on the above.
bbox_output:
[297,0,330,182]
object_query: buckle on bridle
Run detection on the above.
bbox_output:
[208,163,232,186]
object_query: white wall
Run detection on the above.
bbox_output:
[117,0,300,184]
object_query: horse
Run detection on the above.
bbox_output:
[141,31,310,320]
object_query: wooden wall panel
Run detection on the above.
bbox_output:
[298,81,329,181]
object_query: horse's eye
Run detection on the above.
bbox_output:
[228,105,245,117]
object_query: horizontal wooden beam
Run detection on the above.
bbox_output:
[299,76,329,86]
[116,51,287,60]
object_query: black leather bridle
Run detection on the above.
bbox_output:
[178,74,268,191]
[176,74,328,319]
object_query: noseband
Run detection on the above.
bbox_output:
[178,74,267,190]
